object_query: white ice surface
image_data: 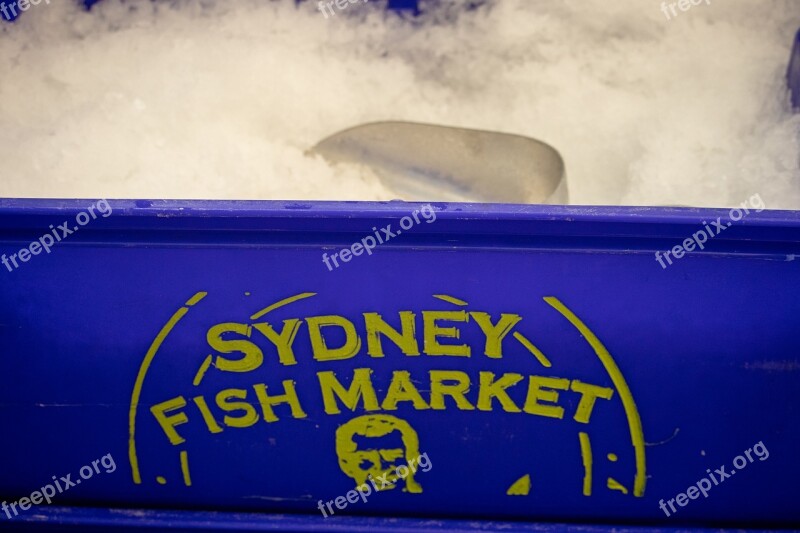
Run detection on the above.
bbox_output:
[0,0,799,208]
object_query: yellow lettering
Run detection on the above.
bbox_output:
[477,371,523,412]
[470,313,521,358]
[150,396,188,445]
[523,376,569,419]
[364,312,420,357]
[571,380,614,423]
[429,370,474,410]
[253,380,307,422]
[317,369,380,415]
[252,319,302,366]
[308,315,361,361]
[215,388,259,428]
[207,323,263,373]
[423,311,470,357]
[192,395,223,434]
[382,370,430,411]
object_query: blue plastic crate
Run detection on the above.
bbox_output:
[0,199,798,531]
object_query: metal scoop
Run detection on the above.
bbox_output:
[312,121,568,204]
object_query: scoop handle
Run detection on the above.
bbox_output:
[789,28,800,110]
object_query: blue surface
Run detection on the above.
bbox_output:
[0,199,798,529]
[1,0,419,23]
[5,505,786,532]
[0,0,21,22]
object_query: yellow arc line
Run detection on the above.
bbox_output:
[250,292,316,320]
[180,450,192,487]
[128,291,207,484]
[544,296,647,497]
[578,432,592,496]
[607,477,629,495]
[192,354,214,387]
[432,294,469,306]
[512,331,552,368]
